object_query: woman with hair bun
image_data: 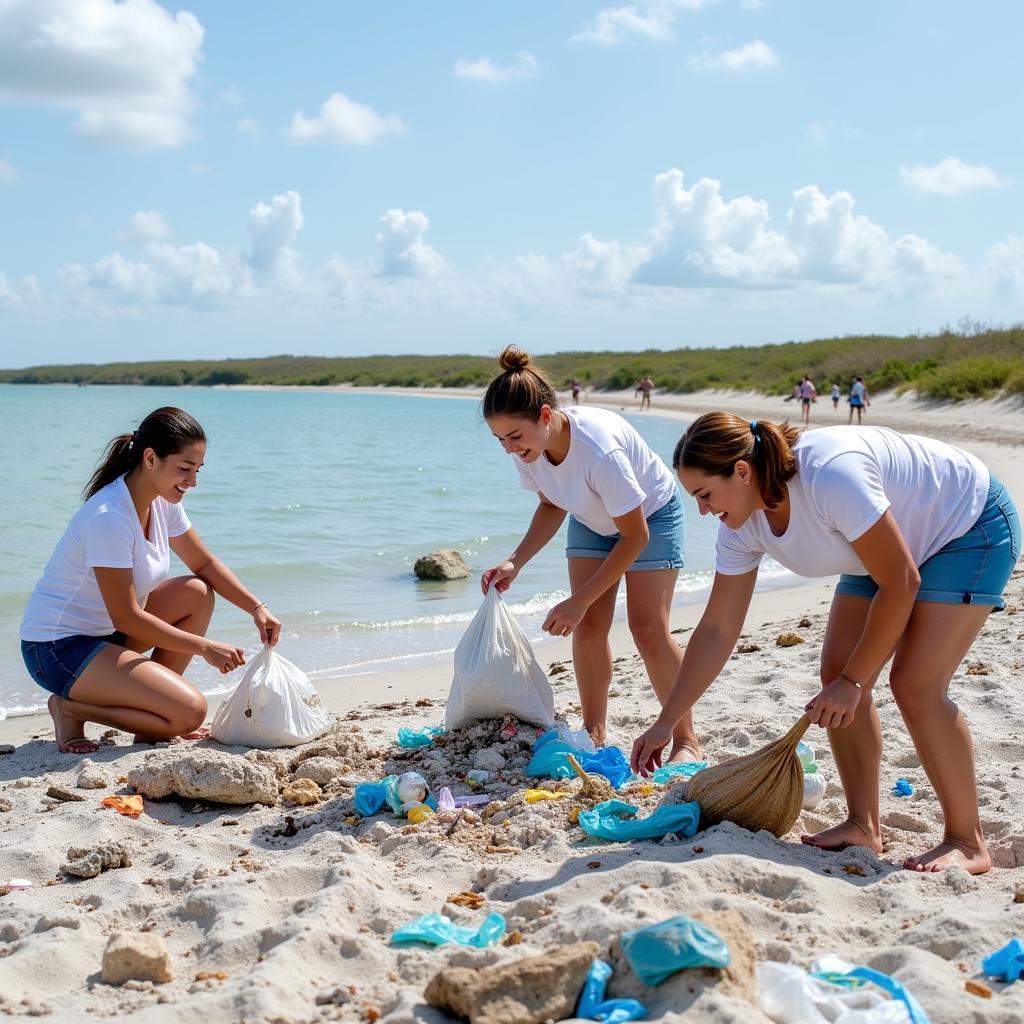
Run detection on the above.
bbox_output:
[480,346,699,761]
[631,411,1019,875]
[20,407,281,754]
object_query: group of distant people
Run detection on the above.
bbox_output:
[786,375,871,425]
[567,374,655,411]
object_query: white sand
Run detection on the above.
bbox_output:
[1,390,1022,1022]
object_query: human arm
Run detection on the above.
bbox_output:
[630,569,758,775]
[171,529,282,646]
[93,567,245,673]
[804,509,919,728]
[541,504,649,636]
[481,494,567,594]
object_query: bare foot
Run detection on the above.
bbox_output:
[667,742,703,764]
[903,838,991,875]
[47,694,99,755]
[801,817,883,854]
[132,726,211,745]
[584,723,607,748]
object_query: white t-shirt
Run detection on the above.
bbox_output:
[513,406,677,536]
[715,427,990,578]
[21,476,192,641]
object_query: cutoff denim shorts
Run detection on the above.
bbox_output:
[566,489,685,571]
[21,630,127,699]
[835,477,1020,609]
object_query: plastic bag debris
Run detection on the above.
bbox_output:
[757,961,912,1023]
[528,731,632,789]
[621,915,730,985]
[396,726,445,749]
[981,937,1024,983]
[578,799,700,843]
[390,911,506,948]
[577,958,647,1023]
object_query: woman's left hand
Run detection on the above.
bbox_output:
[805,677,862,729]
[541,596,586,637]
[254,605,282,647]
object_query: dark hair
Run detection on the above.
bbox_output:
[84,407,206,501]
[673,411,800,510]
[482,345,558,421]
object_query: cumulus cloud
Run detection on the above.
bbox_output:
[571,0,711,46]
[454,51,539,83]
[286,92,404,145]
[122,210,171,242]
[0,0,204,149]
[0,272,40,311]
[248,191,304,286]
[0,157,15,183]
[562,233,647,294]
[690,39,778,71]
[376,209,444,278]
[236,117,260,140]
[984,236,1024,295]
[900,156,1008,196]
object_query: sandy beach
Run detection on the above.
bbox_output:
[1,389,1023,1023]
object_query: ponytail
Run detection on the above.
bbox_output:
[673,412,800,510]
[482,345,558,421]
[84,407,206,501]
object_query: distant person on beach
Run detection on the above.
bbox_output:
[831,383,841,411]
[631,413,1019,875]
[20,407,281,755]
[570,378,582,406]
[783,379,801,402]
[848,376,870,424]
[798,375,817,426]
[481,346,699,761]
[635,375,654,410]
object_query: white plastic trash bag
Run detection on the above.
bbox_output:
[757,961,911,1024]
[210,646,332,749]
[446,588,555,731]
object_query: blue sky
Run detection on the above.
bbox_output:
[0,0,1021,367]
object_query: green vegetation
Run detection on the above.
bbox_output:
[2,324,1023,401]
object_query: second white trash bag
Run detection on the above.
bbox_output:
[445,587,555,731]
[210,646,332,748]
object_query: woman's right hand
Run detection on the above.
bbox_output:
[201,640,246,674]
[481,561,517,594]
[630,719,674,777]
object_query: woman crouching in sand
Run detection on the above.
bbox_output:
[480,346,699,762]
[631,413,1019,874]
[20,407,281,754]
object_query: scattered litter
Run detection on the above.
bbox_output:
[528,731,632,789]
[407,803,435,824]
[452,794,490,808]
[437,787,456,811]
[524,789,567,803]
[797,741,816,770]
[390,911,506,948]
[620,915,730,985]
[576,958,646,1023]
[841,966,930,1024]
[6,878,33,891]
[964,979,992,999]
[396,726,445,749]
[981,937,1024,983]
[578,799,700,843]
[650,761,707,784]
[447,891,486,909]
[803,772,826,811]
[758,961,911,1023]
[893,779,913,798]
[101,795,144,818]
[467,769,491,785]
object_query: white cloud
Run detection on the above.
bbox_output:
[899,156,1008,196]
[984,236,1024,295]
[0,156,15,183]
[563,233,646,294]
[286,92,405,145]
[249,191,304,287]
[740,0,766,8]
[571,1,712,46]
[376,209,444,278]
[0,0,204,150]
[236,117,260,140]
[690,39,778,71]
[122,210,171,241]
[0,272,40,310]
[454,51,539,83]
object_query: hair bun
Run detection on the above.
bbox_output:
[497,345,532,373]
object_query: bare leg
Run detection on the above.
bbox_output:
[569,558,619,746]
[625,568,699,761]
[801,594,885,854]
[890,603,993,874]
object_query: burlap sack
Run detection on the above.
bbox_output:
[687,716,811,838]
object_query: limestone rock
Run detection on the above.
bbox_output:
[424,940,598,1024]
[282,778,322,805]
[414,549,471,581]
[47,785,86,802]
[62,842,132,879]
[775,632,805,647]
[0,744,15,755]
[76,760,110,789]
[291,756,344,788]
[0,798,11,813]
[102,932,173,985]
[127,750,277,806]
[243,748,288,780]
[473,748,506,773]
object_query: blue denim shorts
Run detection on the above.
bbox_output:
[21,631,126,699]
[836,477,1020,608]
[566,489,685,571]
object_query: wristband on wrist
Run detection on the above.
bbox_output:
[838,672,863,690]
[252,601,267,615]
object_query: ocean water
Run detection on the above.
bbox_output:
[0,384,801,719]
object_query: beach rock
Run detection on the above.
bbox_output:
[424,939,598,1024]
[243,748,288,780]
[46,785,86,802]
[76,760,109,789]
[0,744,15,755]
[473,748,506,773]
[414,549,471,581]
[282,778,322,805]
[13,777,34,789]
[775,632,805,647]
[127,750,277,806]
[62,842,132,879]
[102,932,173,985]
[0,799,10,813]
[291,756,344,788]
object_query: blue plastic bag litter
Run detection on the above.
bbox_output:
[528,732,632,789]
[577,959,647,1022]
[578,799,700,843]
[844,966,931,1024]
[621,916,730,986]
[651,761,707,784]
[893,779,913,797]
[396,726,445,749]
[353,775,404,817]
[981,937,1024,983]
[389,911,506,948]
